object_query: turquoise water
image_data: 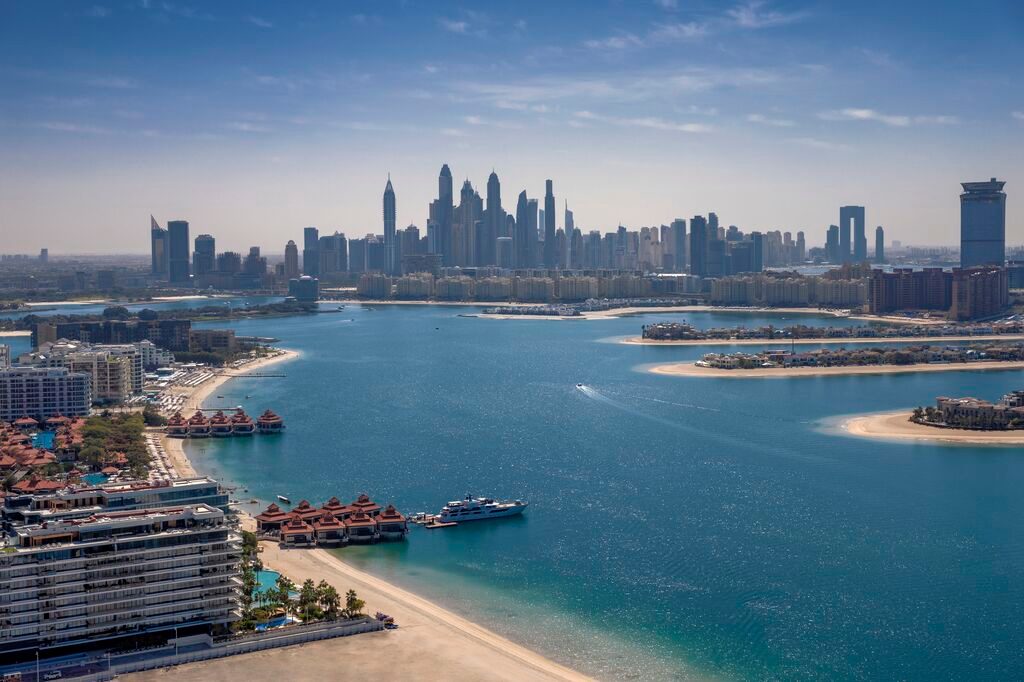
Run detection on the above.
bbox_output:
[0,295,282,321]
[32,431,55,449]
[180,304,1024,680]
[81,473,108,485]
[255,569,281,596]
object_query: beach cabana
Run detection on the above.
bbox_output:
[255,503,291,534]
[376,505,408,541]
[344,511,379,543]
[314,511,347,546]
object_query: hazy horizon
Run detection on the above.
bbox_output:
[1,0,1022,254]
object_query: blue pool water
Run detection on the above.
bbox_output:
[80,473,108,485]
[183,303,1024,680]
[31,431,55,449]
[254,569,281,596]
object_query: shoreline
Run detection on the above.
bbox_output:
[649,359,1024,379]
[624,333,1024,347]
[475,305,854,322]
[837,411,1024,445]
[156,348,590,681]
[0,330,31,337]
[158,349,300,478]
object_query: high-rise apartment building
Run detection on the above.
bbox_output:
[838,206,864,263]
[0,366,92,421]
[192,234,216,276]
[960,178,1006,267]
[543,180,556,267]
[303,226,320,276]
[167,220,190,284]
[149,215,168,277]
[689,215,708,277]
[875,226,885,263]
[284,240,299,278]
[383,176,397,274]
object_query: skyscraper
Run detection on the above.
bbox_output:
[750,231,764,272]
[192,234,215,277]
[839,205,865,263]
[429,164,454,265]
[564,202,574,269]
[480,171,504,265]
[514,191,532,268]
[150,215,168,277]
[543,180,556,267]
[167,220,190,284]
[303,227,320,276]
[689,215,708,277]
[875,226,885,263]
[284,240,299,278]
[383,176,397,274]
[826,224,840,263]
[670,219,686,272]
[960,178,1006,267]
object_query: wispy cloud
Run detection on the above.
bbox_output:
[575,110,711,134]
[439,18,470,34]
[440,128,467,137]
[226,121,272,133]
[463,115,523,129]
[654,0,679,9]
[584,21,708,49]
[747,113,795,127]
[38,122,111,135]
[83,75,139,89]
[246,15,273,29]
[1013,111,1024,121]
[819,108,958,127]
[727,1,806,29]
[789,136,849,151]
[583,33,644,50]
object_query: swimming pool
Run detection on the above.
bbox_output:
[255,569,280,597]
[81,473,109,485]
[32,431,55,449]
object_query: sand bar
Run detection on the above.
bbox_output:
[650,360,1024,379]
[0,330,31,337]
[839,411,1024,445]
[624,333,1024,347]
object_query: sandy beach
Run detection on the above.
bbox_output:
[146,348,590,681]
[624,333,1024,347]
[473,305,854,321]
[158,349,300,478]
[0,330,31,337]
[650,360,1024,379]
[127,541,590,682]
[839,411,1024,445]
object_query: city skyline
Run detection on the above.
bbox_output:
[0,1,1022,253]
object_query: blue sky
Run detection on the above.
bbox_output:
[1,0,1021,253]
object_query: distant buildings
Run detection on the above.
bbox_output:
[288,275,320,302]
[960,178,1006,268]
[875,226,885,263]
[303,226,320,276]
[150,215,168,277]
[284,239,299,278]
[193,233,216,277]
[0,366,92,421]
[840,206,866,263]
[383,176,397,274]
[868,266,1008,320]
[167,219,190,284]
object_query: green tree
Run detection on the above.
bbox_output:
[274,575,295,613]
[318,582,340,620]
[299,579,322,621]
[343,589,365,619]
[911,407,924,422]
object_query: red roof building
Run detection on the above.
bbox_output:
[279,517,315,546]
[314,511,346,546]
[12,475,65,494]
[376,504,408,541]
[343,511,379,543]
[255,503,291,533]
[289,499,323,524]
[349,493,382,517]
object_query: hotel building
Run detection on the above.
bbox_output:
[0,366,92,423]
[0,503,240,662]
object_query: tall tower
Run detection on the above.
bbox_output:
[150,215,168,278]
[543,180,556,267]
[192,234,216,277]
[839,206,865,263]
[689,215,708,277]
[564,201,574,269]
[515,191,531,269]
[383,176,397,274]
[284,240,299,278]
[480,170,504,265]
[303,227,320,276]
[167,220,190,284]
[874,226,885,264]
[431,164,454,265]
[960,178,1006,268]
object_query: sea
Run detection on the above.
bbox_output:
[6,301,1024,680]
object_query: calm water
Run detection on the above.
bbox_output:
[178,305,1022,679]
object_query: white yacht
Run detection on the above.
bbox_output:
[438,495,528,522]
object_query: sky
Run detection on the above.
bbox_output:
[0,0,1022,254]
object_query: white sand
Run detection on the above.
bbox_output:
[650,360,1024,379]
[840,411,1024,445]
[624,334,1024,347]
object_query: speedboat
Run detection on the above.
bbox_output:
[277,495,291,504]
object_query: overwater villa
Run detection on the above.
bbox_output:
[13,416,38,431]
[230,408,255,435]
[187,410,210,437]
[377,505,408,540]
[314,512,347,546]
[344,511,379,543]
[165,412,189,438]
[257,409,285,434]
[255,493,407,546]
[280,516,315,547]
[209,411,233,437]
[254,503,290,534]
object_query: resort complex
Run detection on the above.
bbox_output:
[693,343,1024,371]
[639,319,1024,342]
[255,494,408,547]
[165,408,277,438]
[914,390,1024,430]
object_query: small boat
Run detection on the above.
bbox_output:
[576,383,584,388]
[277,495,291,504]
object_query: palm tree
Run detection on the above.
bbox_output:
[299,579,319,621]
[344,589,365,619]
[274,575,295,614]
[320,584,341,620]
